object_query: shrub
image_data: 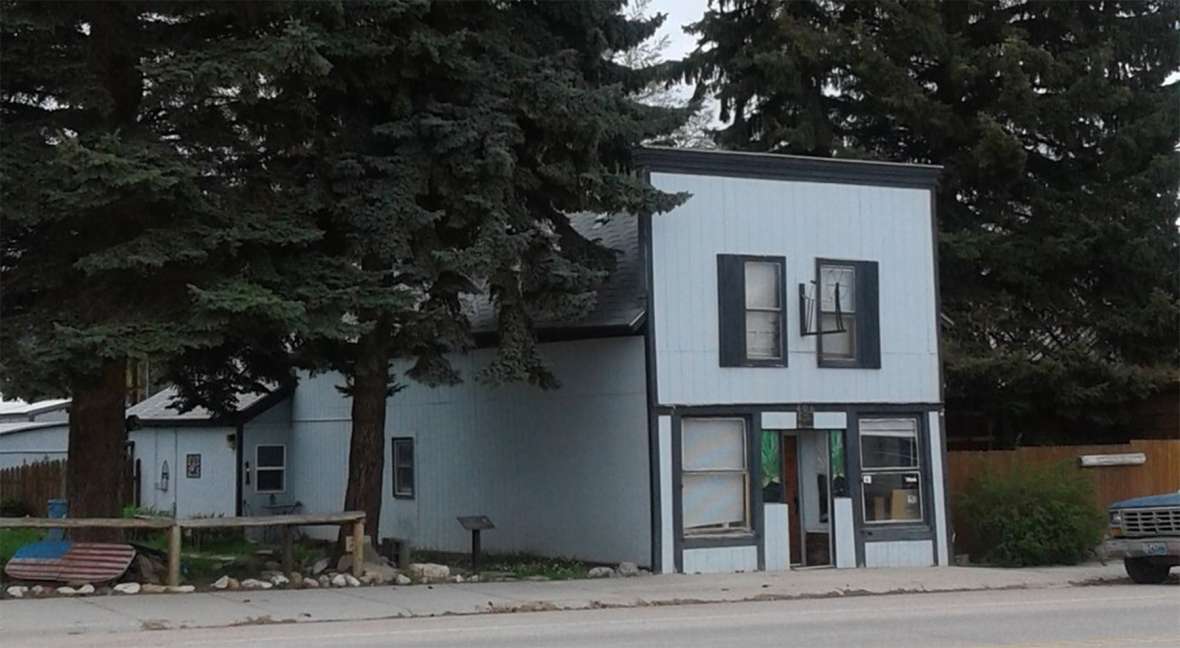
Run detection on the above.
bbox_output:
[1,497,33,518]
[957,461,1105,567]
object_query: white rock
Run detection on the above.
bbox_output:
[331,574,348,588]
[343,574,361,587]
[587,566,614,579]
[407,562,450,582]
[6,586,28,598]
[240,578,273,590]
[303,577,320,588]
[638,569,651,576]
[466,574,479,583]
[269,574,290,587]
[210,576,232,590]
[450,575,465,583]
[114,583,141,595]
[30,585,47,596]
[56,586,78,596]
[76,584,95,595]
[166,585,195,594]
[317,575,332,588]
[311,558,331,575]
[362,563,398,583]
[395,574,412,586]
[142,583,168,594]
[616,561,640,577]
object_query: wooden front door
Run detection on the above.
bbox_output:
[781,435,802,564]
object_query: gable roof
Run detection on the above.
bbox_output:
[468,212,645,340]
[0,398,70,420]
[0,420,67,437]
[126,384,291,427]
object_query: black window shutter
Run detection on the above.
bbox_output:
[855,260,881,368]
[717,254,745,366]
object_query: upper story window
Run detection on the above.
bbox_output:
[816,259,880,368]
[718,255,787,367]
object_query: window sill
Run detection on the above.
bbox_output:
[861,523,931,542]
[682,532,757,549]
[392,493,415,500]
[817,359,870,369]
[727,359,787,368]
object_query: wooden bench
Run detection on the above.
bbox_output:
[0,511,366,586]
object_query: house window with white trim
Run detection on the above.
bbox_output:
[255,444,286,493]
[859,418,922,523]
[682,418,750,534]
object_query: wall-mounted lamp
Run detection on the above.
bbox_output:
[159,460,170,492]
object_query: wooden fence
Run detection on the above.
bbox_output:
[0,460,67,516]
[946,439,1180,550]
[0,458,135,516]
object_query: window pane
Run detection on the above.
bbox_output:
[682,419,745,471]
[257,446,284,468]
[745,311,781,359]
[256,469,284,492]
[820,314,855,358]
[395,466,414,495]
[683,473,746,529]
[761,431,782,502]
[744,261,779,309]
[860,418,919,469]
[862,471,922,522]
[394,440,413,468]
[820,266,855,313]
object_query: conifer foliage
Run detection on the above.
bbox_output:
[681,1,1180,437]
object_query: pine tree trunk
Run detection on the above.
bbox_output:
[67,359,128,541]
[337,343,389,551]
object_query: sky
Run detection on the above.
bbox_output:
[649,0,710,60]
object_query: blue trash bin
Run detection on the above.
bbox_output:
[47,498,67,541]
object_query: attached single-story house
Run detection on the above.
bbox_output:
[0,147,949,574]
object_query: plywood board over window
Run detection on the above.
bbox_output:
[682,418,749,534]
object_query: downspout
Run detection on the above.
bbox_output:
[235,422,244,517]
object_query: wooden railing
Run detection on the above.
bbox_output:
[0,512,366,587]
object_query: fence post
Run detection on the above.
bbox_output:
[351,519,364,578]
[281,525,294,574]
[168,522,182,587]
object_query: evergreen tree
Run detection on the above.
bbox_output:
[169,1,687,538]
[0,2,322,529]
[680,0,1180,440]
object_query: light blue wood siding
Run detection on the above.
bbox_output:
[649,172,939,406]
[0,424,67,469]
[132,426,236,518]
[864,539,935,567]
[682,545,758,573]
[289,336,652,566]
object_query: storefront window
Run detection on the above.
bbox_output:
[859,418,922,524]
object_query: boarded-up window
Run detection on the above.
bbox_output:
[682,418,749,533]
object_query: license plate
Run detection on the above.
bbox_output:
[1142,542,1168,556]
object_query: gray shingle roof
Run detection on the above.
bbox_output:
[126,386,279,423]
[0,421,66,437]
[467,213,645,334]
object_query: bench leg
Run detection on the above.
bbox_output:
[352,520,364,578]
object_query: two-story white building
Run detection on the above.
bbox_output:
[0,147,947,573]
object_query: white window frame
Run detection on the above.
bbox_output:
[681,417,751,536]
[744,260,785,361]
[858,418,923,525]
[255,444,286,494]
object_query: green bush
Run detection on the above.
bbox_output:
[957,462,1105,567]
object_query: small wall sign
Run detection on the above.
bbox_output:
[1079,453,1146,468]
[185,453,202,478]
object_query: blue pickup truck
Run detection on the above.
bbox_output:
[1104,491,1180,584]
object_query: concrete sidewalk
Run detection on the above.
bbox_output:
[0,562,1129,640]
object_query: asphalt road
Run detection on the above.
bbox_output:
[29,584,1179,648]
